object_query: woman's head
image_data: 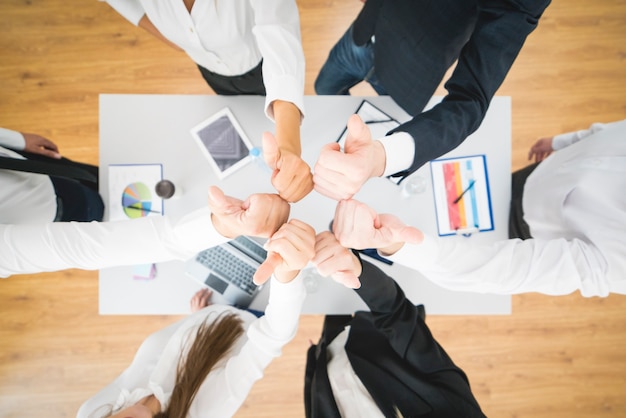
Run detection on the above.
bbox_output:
[100,312,244,418]
[158,311,244,418]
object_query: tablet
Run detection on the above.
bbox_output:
[190,107,253,179]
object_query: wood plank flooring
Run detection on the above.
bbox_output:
[0,1,625,417]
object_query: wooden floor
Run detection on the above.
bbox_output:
[1,1,625,417]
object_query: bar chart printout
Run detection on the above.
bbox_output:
[430,155,494,236]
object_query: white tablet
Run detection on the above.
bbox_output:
[190,107,253,179]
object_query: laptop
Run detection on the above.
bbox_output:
[185,235,267,308]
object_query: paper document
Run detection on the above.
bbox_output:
[430,155,493,236]
[336,100,400,148]
[108,164,163,221]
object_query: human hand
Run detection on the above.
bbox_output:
[313,114,386,200]
[208,186,290,239]
[313,231,362,289]
[263,131,314,203]
[528,136,554,163]
[333,199,423,253]
[190,288,213,313]
[22,133,61,159]
[253,219,316,285]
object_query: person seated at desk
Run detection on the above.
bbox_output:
[329,120,626,297]
[0,126,103,223]
[313,0,551,201]
[306,231,485,417]
[0,185,315,418]
[102,0,313,203]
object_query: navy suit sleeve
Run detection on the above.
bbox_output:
[355,259,458,373]
[355,259,484,415]
[392,0,551,176]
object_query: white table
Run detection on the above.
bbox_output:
[99,94,512,315]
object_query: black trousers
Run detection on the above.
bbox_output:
[509,162,540,240]
[197,60,266,95]
[50,176,104,222]
[14,151,104,222]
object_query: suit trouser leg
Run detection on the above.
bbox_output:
[314,26,387,96]
[508,162,539,239]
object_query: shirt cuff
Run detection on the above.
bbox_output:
[171,207,229,254]
[378,131,415,177]
[386,234,440,270]
[103,0,145,26]
[263,75,305,123]
[0,127,26,150]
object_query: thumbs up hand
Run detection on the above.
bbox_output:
[262,132,313,203]
[313,115,387,201]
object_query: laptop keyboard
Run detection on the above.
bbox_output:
[196,246,258,295]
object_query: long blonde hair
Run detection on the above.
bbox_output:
[101,312,245,418]
[155,311,244,418]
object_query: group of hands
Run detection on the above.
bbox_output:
[208,114,426,290]
[21,114,556,289]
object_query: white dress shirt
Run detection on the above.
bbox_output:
[326,327,385,418]
[104,0,306,120]
[0,207,224,278]
[0,206,306,417]
[388,120,626,297]
[0,127,57,224]
[77,275,305,418]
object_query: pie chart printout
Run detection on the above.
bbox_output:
[122,182,153,219]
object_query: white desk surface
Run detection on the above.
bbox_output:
[99,94,512,315]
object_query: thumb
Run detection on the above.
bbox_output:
[207,186,238,215]
[397,226,423,245]
[262,132,281,171]
[208,186,227,207]
[344,114,370,152]
[334,272,362,289]
[253,252,283,285]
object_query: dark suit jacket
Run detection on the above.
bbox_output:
[304,259,486,418]
[352,0,551,176]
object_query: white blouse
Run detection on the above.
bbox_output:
[103,0,305,120]
[389,120,626,297]
[77,275,306,417]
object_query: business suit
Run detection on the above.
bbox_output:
[316,0,551,176]
[304,259,485,417]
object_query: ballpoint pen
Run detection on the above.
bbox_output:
[126,205,161,214]
[453,179,476,204]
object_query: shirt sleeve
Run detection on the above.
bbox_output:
[388,233,612,297]
[0,127,26,150]
[76,319,185,418]
[391,0,551,177]
[189,274,306,416]
[250,0,306,121]
[103,0,146,26]
[0,207,228,278]
[378,131,416,177]
[552,121,618,150]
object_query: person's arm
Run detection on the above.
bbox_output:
[76,319,184,418]
[390,233,611,297]
[528,121,621,162]
[0,187,289,278]
[0,127,61,158]
[391,0,551,177]
[313,233,484,416]
[0,207,224,278]
[189,220,312,416]
[251,0,312,202]
[332,199,613,297]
